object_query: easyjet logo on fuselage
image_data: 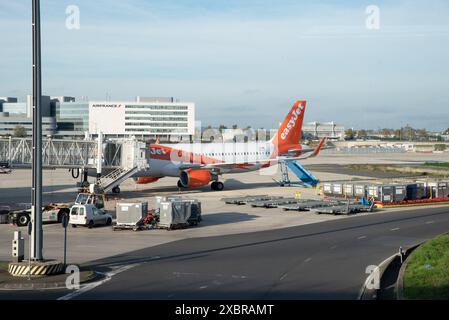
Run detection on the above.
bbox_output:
[150,147,168,155]
[280,104,304,140]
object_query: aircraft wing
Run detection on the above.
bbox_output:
[278,137,328,161]
[178,160,271,172]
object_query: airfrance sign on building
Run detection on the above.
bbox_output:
[88,101,195,137]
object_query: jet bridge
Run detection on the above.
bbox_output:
[0,136,149,193]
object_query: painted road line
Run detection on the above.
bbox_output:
[279,273,288,281]
[57,263,140,300]
[390,228,400,231]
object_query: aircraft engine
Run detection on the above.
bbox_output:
[179,169,212,188]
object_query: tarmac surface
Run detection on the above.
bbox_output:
[0,205,448,300]
[0,152,448,299]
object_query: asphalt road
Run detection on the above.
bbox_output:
[1,206,449,300]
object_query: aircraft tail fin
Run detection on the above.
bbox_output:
[271,100,306,154]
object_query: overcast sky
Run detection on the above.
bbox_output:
[1,0,449,130]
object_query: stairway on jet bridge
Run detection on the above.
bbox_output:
[96,166,140,193]
[93,139,149,194]
[278,160,319,187]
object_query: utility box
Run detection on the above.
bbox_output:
[12,231,24,263]
[158,201,191,229]
[116,202,148,226]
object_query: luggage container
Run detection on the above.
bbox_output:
[354,184,367,198]
[322,183,333,196]
[0,212,9,224]
[367,184,393,202]
[427,181,449,198]
[367,184,381,200]
[380,185,394,203]
[392,184,407,202]
[115,202,148,227]
[343,183,354,198]
[440,181,449,197]
[158,200,191,229]
[332,183,343,196]
[155,195,183,209]
[185,199,202,225]
[406,183,427,200]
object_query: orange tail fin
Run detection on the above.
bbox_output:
[272,100,306,154]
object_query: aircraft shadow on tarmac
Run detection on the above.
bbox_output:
[120,179,283,196]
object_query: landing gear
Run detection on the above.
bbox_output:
[81,169,89,187]
[112,186,121,194]
[211,181,224,191]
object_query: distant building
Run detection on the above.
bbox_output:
[1,102,27,115]
[302,121,345,140]
[0,112,56,136]
[0,95,56,137]
[51,96,75,103]
[54,101,89,137]
[0,97,18,104]
[136,96,175,103]
[26,95,51,117]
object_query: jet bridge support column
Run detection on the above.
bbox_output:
[96,132,103,180]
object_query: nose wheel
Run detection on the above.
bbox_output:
[211,181,224,191]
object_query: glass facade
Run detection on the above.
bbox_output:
[125,105,188,110]
[1,102,27,115]
[56,102,89,135]
[123,104,191,135]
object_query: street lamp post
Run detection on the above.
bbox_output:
[31,0,43,261]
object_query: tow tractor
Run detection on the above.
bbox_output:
[9,192,106,227]
[9,204,71,227]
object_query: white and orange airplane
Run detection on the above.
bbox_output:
[128,100,327,191]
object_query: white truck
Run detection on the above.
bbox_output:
[69,204,112,228]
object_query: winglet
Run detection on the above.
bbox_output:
[312,137,327,157]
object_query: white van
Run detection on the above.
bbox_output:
[69,204,113,228]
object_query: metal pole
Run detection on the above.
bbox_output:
[8,136,12,165]
[96,131,103,179]
[31,0,43,261]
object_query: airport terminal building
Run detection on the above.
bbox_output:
[1,95,195,141]
[89,97,195,141]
